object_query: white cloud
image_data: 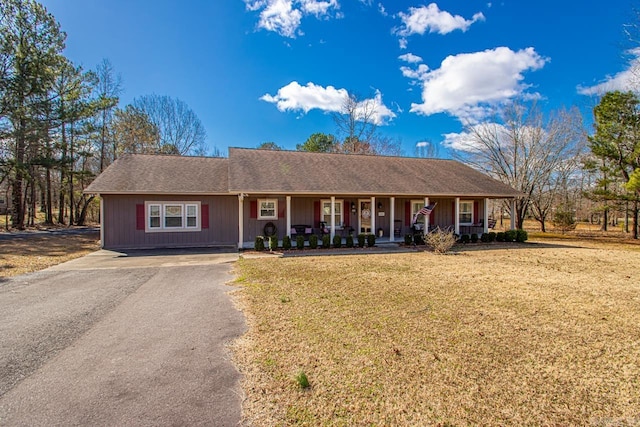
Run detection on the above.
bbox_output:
[395,3,485,47]
[577,49,640,95]
[398,53,423,64]
[378,3,388,16]
[404,47,547,122]
[261,81,396,125]
[442,129,485,152]
[245,0,339,38]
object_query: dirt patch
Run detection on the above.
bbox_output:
[232,238,640,425]
[0,232,100,278]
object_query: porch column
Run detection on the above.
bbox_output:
[238,194,245,249]
[286,196,292,238]
[330,196,336,240]
[424,196,430,232]
[389,196,395,242]
[510,199,516,230]
[454,197,460,235]
[484,198,489,233]
[370,196,376,235]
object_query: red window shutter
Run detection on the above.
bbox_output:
[473,201,479,224]
[344,200,350,227]
[201,204,209,229]
[279,203,285,218]
[405,201,410,226]
[314,201,320,226]
[250,201,257,219]
[136,204,145,230]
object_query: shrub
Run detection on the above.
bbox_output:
[470,233,479,243]
[425,227,457,254]
[553,207,577,234]
[460,234,470,244]
[254,236,265,251]
[322,234,331,249]
[504,229,517,242]
[496,232,505,242]
[296,371,310,389]
[282,235,291,250]
[404,233,413,245]
[357,233,366,248]
[309,234,318,249]
[346,235,354,248]
[515,229,528,242]
[296,235,305,250]
[480,232,491,243]
[269,236,278,251]
[367,233,376,247]
[414,233,425,245]
[488,232,497,242]
[333,234,342,248]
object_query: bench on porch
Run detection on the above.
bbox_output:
[290,224,313,240]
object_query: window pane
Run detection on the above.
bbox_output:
[150,217,160,228]
[187,217,197,227]
[165,205,183,228]
[186,205,196,216]
[150,205,160,216]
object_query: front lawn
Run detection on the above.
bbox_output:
[232,240,640,425]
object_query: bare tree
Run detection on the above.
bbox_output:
[332,91,400,156]
[94,58,122,171]
[454,101,586,229]
[112,105,160,156]
[133,94,206,155]
[415,139,440,158]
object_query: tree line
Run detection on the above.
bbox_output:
[0,0,209,229]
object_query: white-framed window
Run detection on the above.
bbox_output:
[145,201,201,232]
[459,200,473,224]
[321,199,343,226]
[258,199,278,220]
[411,200,425,224]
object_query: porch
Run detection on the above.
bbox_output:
[237,195,516,249]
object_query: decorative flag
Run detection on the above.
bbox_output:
[412,202,437,224]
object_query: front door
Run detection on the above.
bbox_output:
[359,200,371,233]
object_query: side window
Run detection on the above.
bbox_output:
[460,201,473,224]
[145,201,201,232]
[149,204,161,229]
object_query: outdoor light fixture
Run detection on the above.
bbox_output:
[351,202,356,213]
[377,202,383,210]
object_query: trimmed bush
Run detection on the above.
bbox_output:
[496,232,505,242]
[322,234,331,249]
[488,232,497,242]
[309,234,318,249]
[470,233,479,243]
[460,234,470,244]
[333,234,342,248]
[269,236,278,251]
[296,234,305,250]
[480,232,491,243]
[282,235,291,250]
[254,236,265,251]
[357,233,366,248]
[346,235,354,248]
[515,229,528,242]
[414,233,425,245]
[367,234,376,247]
[404,233,413,246]
[425,227,457,254]
[504,229,517,242]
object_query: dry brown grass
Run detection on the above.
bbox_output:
[232,239,640,425]
[0,232,100,278]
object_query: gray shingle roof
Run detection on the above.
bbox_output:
[85,154,229,194]
[228,148,521,198]
[85,149,521,198]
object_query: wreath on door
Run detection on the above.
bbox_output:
[361,208,371,219]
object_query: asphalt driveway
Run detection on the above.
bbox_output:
[0,249,245,426]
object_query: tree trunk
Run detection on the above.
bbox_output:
[45,167,53,224]
[634,200,639,240]
[76,195,95,226]
[11,118,26,229]
[58,121,67,224]
[69,122,75,225]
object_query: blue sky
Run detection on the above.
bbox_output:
[40,0,635,157]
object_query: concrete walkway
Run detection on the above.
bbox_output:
[0,249,245,426]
